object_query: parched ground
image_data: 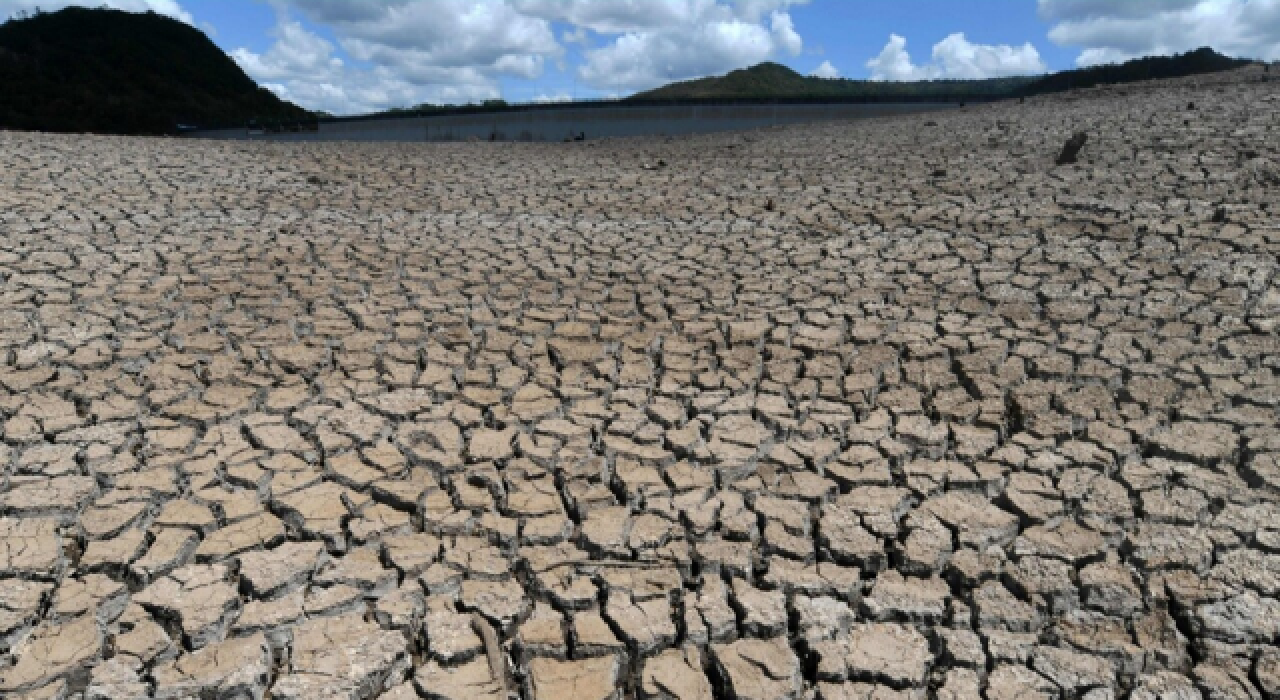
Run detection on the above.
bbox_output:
[0,66,1277,700]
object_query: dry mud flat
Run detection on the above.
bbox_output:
[0,66,1277,700]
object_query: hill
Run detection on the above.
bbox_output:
[631,62,1034,101]
[631,48,1253,102]
[1015,47,1254,96]
[0,7,311,135]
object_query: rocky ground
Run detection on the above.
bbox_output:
[0,65,1277,700]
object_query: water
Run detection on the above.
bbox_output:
[185,102,961,143]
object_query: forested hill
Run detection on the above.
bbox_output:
[631,62,1033,100]
[1014,47,1253,96]
[631,48,1255,101]
[0,7,310,135]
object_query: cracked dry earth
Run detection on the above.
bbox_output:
[1,66,1278,700]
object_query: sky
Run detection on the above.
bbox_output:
[3,0,1279,114]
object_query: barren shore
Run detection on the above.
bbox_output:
[0,65,1277,699]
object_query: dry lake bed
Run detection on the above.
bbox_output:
[0,66,1277,699]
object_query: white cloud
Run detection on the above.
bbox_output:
[770,10,803,55]
[1039,0,1280,65]
[1,0,192,23]
[533,91,573,103]
[232,1,564,113]
[230,0,562,113]
[810,59,839,78]
[866,35,917,81]
[514,0,805,34]
[579,21,771,91]
[572,2,806,91]
[515,0,708,34]
[506,0,807,91]
[292,0,560,71]
[867,33,1046,81]
[231,19,344,84]
[230,18,466,114]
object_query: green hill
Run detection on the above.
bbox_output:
[1015,47,1253,96]
[0,6,311,134]
[631,48,1254,102]
[631,62,1034,101]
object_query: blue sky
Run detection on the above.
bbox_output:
[4,1,1278,113]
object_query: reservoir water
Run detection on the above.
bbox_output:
[184,101,964,143]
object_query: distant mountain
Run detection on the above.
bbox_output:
[0,7,311,135]
[631,62,1035,101]
[631,48,1254,102]
[1014,47,1254,96]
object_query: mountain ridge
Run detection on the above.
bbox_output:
[630,48,1255,101]
[631,61,1034,100]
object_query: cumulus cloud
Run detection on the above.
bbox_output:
[514,0,709,34]
[1,0,192,23]
[296,1,560,75]
[243,1,811,110]
[1039,0,1280,65]
[810,59,839,78]
[572,1,806,91]
[231,19,343,84]
[579,20,776,91]
[867,33,1046,81]
[231,1,558,113]
[770,10,803,55]
[509,0,806,91]
[230,18,493,114]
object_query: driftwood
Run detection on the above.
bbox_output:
[1056,131,1088,165]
